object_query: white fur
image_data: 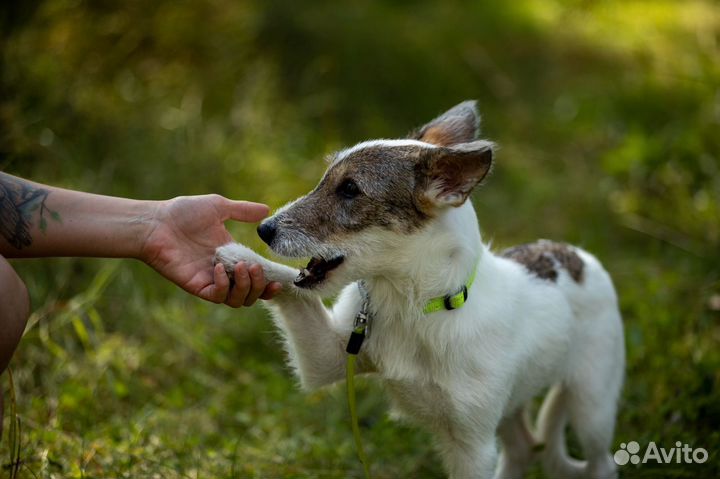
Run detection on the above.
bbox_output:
[332,139,437,165]
[215,201,624,479]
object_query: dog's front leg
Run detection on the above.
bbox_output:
[215,243,368,390]
[437,433,498,479]
[433,397,505,479]
[215,243,301,288]
[267,294,350,390]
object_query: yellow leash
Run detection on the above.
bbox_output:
[346,353,371,479]
[345,282,372,478]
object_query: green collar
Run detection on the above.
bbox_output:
[422,264,478,314]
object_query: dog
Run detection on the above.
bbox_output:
[215,101,624,479]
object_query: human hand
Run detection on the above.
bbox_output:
[140,195,281,306]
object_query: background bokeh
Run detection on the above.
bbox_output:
[1,0,719,477]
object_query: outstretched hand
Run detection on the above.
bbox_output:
[140,194,281,306]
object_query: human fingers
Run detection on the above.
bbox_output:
[222,199,270,223]
[225,261,251,308]
[259,282,283,300]
[243,264,267,306]
[200,262,231,304]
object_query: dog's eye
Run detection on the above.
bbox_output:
[337,179,361,199]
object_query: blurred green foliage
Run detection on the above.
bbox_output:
[1,0,719,477]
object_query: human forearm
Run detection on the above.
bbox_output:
[0,172,280,306]
[0,172,155,259]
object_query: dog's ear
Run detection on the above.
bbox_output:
[418,140,494,209]
[412,100,480,147]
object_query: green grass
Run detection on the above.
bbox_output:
[1,0,719,477]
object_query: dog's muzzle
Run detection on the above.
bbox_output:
[257,220,277,246]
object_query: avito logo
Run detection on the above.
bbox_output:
[614,441,709,466]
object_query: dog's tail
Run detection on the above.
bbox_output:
[536,384,587,479]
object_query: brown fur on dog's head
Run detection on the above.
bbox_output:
[260,101,494,264]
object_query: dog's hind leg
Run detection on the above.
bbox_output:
[565,387,619,479]
[540,312,623,478]
[537,385,586,479]
[537,250,624,479]
[563,311,624,479]
[494,407,536,479]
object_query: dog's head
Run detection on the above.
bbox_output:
[258,100,494,290]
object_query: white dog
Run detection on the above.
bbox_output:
[215,101,624,479]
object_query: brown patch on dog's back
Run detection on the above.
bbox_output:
[501,240,584,283]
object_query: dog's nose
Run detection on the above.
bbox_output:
[257,221,277,246]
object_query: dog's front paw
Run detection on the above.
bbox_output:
[214,243,264,272]
[214,243,297,286]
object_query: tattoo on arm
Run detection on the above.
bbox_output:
[0,174,62,249]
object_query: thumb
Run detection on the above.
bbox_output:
[222,199,270,223]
